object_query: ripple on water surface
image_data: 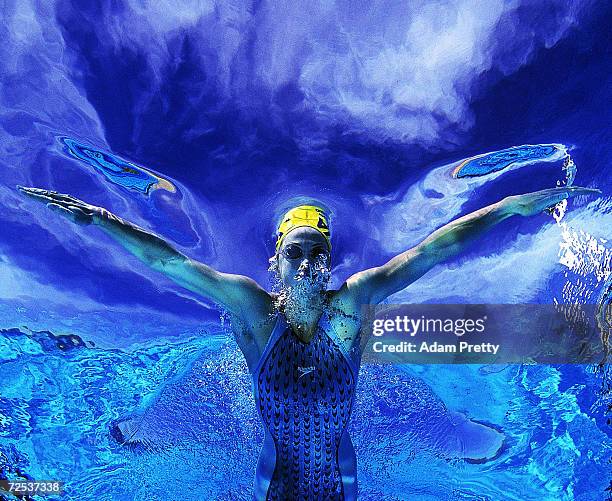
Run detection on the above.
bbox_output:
[0,326,610,500]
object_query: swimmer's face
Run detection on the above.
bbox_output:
[276,227,331,290]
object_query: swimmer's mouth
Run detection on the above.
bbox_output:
[294,257,330,283]
[294,269,317,282]
[294,269,327,285]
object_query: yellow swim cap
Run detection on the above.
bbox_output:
[276,205,331,252]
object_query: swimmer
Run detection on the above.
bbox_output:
[18,184,601,500]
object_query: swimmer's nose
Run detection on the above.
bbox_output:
[297,259,315,279]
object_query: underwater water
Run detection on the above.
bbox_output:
[1,1,611,500]
[1,325,611,501]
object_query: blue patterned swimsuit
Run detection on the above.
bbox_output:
[251,310,359,500]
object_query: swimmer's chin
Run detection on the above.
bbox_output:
[286,277,328,294]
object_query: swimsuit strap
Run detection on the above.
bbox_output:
[251,313,288,378]
[318,309,361,378]
[251,308,361,379]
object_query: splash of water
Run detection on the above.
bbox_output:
[547,149,612,431]
[293,253,332,285]
[268,253,332,320]
[552,150,610,305]
[596,276,612,362]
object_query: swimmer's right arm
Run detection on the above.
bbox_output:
[94,210,271,317]
[17,187,271,317]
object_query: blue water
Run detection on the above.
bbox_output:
[1,326,611,500]
[1,1,611,500]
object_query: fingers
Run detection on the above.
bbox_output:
[18,186,64,196]
[18,186,86,206]
[18,185,73,199]
[536,186,602,215]
[47,202,73,214]
[534,186,601,203]
[46,202,77,222]
[46,203,92,226]
[563,186,602,196]
[537,186,601,196]
[18,186,50,194]
[18,186,53,200]
[21,191,63,206]
[19,186,66,202]
[19,186,99,227]
[554,187,602,206]
[510,185,603,217]
[67,205,93,217]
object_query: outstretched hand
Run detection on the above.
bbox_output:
[504,186,602,217]
[17,186,106,226]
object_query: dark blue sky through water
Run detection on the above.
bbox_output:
[0,1,610,344]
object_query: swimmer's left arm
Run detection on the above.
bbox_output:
[345,186,601,305]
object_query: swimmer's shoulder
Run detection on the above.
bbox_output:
[228,291,278,370]
[327,284,364,319]
[325,288,363,353]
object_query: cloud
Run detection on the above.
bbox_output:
[1,0,586,151]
